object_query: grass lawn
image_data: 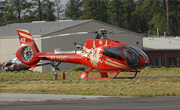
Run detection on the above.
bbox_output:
[1,67,180,97]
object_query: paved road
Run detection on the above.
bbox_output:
[0,93,109,102]
[1,94,180,110]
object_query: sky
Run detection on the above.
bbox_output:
[58,0,68,5]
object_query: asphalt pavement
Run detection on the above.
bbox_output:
[0,93,110,102]
[1,93,180,110]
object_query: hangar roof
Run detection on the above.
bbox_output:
[0,20,92,37]
[0,19,141,38]
[143,36,180,51]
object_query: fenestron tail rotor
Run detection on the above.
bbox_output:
[21,46,33,62]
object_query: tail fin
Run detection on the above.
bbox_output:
[17,29,35,44]
[16,29,40,67]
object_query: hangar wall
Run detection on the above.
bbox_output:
[0,36,43,72]
[0,38,20,62]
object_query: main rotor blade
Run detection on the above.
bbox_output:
[112,32,130,34]
[34,32,90,40]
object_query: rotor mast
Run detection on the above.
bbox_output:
[95,29,113,39]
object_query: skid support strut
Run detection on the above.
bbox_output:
[80,68,140,79]
[114,69,140,79]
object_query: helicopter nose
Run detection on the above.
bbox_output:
[138,56,149,69]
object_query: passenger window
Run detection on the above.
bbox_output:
[103,48,125,61]
[103,48,108,56]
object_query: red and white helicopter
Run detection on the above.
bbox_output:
[16,29,149,79]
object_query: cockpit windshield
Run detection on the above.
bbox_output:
[123,47,140,68]
[129,46,148,61]
[4,60,14,67]
[103,47,140,68]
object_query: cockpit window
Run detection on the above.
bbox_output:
[103,48,125,61]
[103,47,140,68]
[123,47,140,68]
[129,46,147,61]
[5,61,14,67]
[123,47,138,61]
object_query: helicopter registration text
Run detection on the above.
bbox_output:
[49,56,67,61]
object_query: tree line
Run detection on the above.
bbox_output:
[0,0,180,36]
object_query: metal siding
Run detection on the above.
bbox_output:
[0,38,20,62]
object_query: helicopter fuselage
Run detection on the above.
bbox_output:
[34,39,149,72]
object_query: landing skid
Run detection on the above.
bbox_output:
[80,68,140,79]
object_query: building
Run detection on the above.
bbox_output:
[0,19,143,71]
[143,36,180,67]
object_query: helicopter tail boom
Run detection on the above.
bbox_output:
[16,29,40,67]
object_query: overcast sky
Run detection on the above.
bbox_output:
[59,0,68,5]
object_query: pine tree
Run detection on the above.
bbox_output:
[30,0,56,21]
[168,0,180,35]
[54,0,64,20]
[107,0,124,27]
[42,0,56,21]
[11,0,32,23]
[149,0,167,35]
[107,0,135,29]
[122,0,135,30]
[80,0,109,23]
[0,0,32,24]
[65,0,82,20]
[130,0,153,33]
